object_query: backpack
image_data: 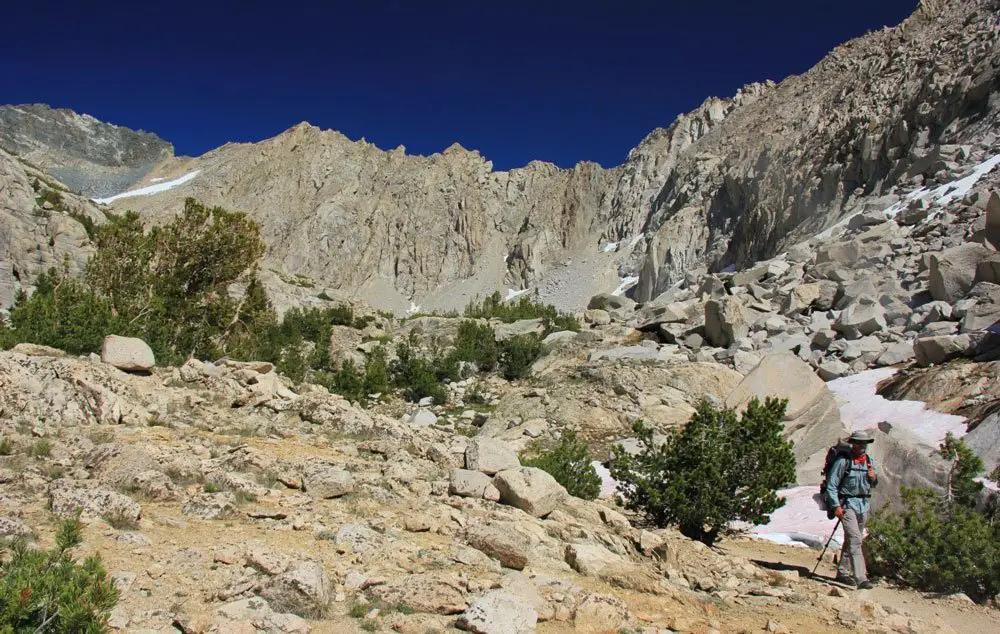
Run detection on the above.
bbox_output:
[819,444,869,519]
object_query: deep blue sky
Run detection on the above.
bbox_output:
[3,0,917,170]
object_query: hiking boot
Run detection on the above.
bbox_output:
[835,574,856,587]
[857,580,873,590]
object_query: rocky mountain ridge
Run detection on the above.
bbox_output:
[0,104,173,197]
[2,0,998,317]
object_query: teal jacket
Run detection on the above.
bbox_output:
[826,455,877,515]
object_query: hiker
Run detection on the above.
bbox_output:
[825,430,878,589]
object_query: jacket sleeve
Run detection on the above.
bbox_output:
[825,458,847,508]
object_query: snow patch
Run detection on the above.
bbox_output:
[93,170,202,204]
[149,177,166,183]
[405,302,422,317]
[505,288,531,302]
[592,461,618,499]
[827,368,967,446]
[751,486,843,549]
[814,153,1000,240]
[628,234,644,249]
[611,276,639,297]
[600,241,620,253]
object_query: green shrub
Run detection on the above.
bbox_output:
[0,517,119,631]
[0,437,13,456]
[453,320,499,371]
[5,269,117,355]
[498,334,542,380]
[867,487,998,601]
[391,343,448,404]
[522,431,601,500]
[610,397,795,546]
[866,435,1000,602]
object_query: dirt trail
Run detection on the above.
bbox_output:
[720,536,1000,633]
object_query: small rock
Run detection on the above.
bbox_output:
[457,590,537,633]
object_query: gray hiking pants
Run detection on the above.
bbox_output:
[837,508,868,583]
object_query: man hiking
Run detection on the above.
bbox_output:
[825,430,878,589]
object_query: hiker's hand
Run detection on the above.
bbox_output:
[835,507,844,519]
[867,468,876,481]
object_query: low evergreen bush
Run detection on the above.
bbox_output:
[522,431,601,500]
[610,397,795,546]
[0,517,119,631]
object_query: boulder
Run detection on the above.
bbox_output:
[985,191,1000,250]
[815,240,861,266]
[407,409,438,426]
[565,543,626,577]
[588,293,635,312]
[492,467,567,518]
[458,590,537,634]
[635,302,690,329]
[259,561,331,618]
[725,352,845,484]
[465,437,520,475]
[495,319,546,342]
[913,335,973,366]
[49,483,142,524]
[833,295,886,339]
[929,244,994,303]
[965,411,1000,473]
[583,309,611,326]
[876,341,916,367]
[450,469,494,498]
[301,464,354,499]
[366,573,467,615]
[10,343,66,357]
[959,282,1000,333]
[182,493,238,520]
[101,335,155,372]
[705,297,752,347]
[975,255,1000,285]
[781,283,821,315]
[817,360,850,381]
[572,594,633,634]
[465,522,533,570]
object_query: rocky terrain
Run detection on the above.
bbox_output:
[2,0,1000,631]
[2,324,998,634]
[0,104,173,198]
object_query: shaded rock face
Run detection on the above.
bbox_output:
[0,104,173,197]
[631,0,1000,300]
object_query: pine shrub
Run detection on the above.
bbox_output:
[610,397,795,546]
[498,334,542,380]
[0,517,119,631]
[522,431,601,500]
[866,435,1000,602]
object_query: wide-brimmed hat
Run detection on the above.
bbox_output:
[848,430,875,444]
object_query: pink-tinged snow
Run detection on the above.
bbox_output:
[505,288,531,302]
[93,170,202,204]
[750,368,968,548]
[752,486,843,549]
[977,478,999,493]
[592,461,618,499]
[827,368,968,445]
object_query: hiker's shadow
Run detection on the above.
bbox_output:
[750,559,847,585]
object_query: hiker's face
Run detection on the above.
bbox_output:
[850,441,867,456]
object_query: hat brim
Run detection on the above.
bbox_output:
[849,437,874,444]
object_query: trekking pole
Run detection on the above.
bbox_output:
[811,518,842,576]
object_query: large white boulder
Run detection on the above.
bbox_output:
[458,590,537,634]
[101,335,155,371]
[725,352,846,485]
[492,467,567,518]
[465,437,520,475]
